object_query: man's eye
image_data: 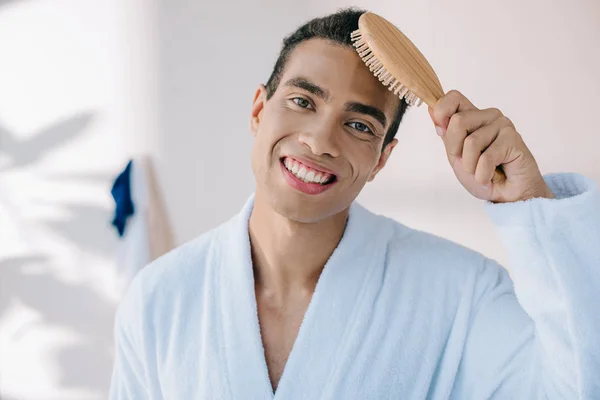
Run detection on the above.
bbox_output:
[348,122,372,134]
[292,98,312,109]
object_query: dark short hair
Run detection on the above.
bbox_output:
[265,7,408,148]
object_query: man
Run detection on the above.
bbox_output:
[109,8,600,399]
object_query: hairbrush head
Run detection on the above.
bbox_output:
[351,12,445,108]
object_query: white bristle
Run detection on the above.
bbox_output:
[350,30,424,107]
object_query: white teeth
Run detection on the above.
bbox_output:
[297,167,307,180]
[284,158,333,184]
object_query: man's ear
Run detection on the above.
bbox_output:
[368,138,398,182]
[250,85,267,137]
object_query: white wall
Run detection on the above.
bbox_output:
[1,0,598,398]
[0,0,157,398]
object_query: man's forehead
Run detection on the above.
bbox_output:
[282,39,397,112]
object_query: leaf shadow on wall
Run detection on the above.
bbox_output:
[0,111,120,398]
[0,256,116,398]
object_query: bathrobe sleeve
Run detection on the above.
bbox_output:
[109,272,156,399]
[109,310,149,399]
[451,173,600,399]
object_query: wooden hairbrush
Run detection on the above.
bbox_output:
[351,12,505,181]
[350,12,444,108]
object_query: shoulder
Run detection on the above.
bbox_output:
[375,212,505,286]
[114,219,228,329]
[372,213,513,316]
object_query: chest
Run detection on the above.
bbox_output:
[256,295,311,391]
[157,294,462,400]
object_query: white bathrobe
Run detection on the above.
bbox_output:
[109,173,600,399]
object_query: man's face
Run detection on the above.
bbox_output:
[250,38,399,223]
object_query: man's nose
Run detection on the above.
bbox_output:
[298,120,342,158]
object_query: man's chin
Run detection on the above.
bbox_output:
[268,191,341,224]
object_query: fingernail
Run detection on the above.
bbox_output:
[481,184,490,190]
[435,126,445,136]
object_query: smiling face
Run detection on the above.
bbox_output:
[250,38,400,223]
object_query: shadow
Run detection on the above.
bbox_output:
[41,171,115,186]
[0,0,26,8]
[0,256,116,398]
[0,255,48,321]
[0,112,95,172]
[0,109,119,398]
[38,203,118,259]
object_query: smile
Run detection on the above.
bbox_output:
[280,157,337,195]
[282,157,335,184]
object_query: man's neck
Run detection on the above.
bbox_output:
[248,193,348,303]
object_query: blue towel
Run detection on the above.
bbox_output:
[111,160,135,237]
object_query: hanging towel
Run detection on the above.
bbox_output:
[110,156,174,292]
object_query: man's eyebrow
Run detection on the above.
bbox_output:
[345,102,387,129]
[283,77,330,102]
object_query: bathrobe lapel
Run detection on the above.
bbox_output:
[216,195,393,400]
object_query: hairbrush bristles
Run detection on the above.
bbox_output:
[351,29,423,107]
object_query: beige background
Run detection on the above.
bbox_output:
[0,0,598,398]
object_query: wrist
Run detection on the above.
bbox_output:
[518,183,555,202]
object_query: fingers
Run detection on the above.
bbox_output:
[429,90,477,132]
[474,127,520,185]
[443,108,505,162]
[430,90,524,188]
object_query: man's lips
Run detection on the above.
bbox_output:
[280,159,337,195]
[280,156,338,183]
